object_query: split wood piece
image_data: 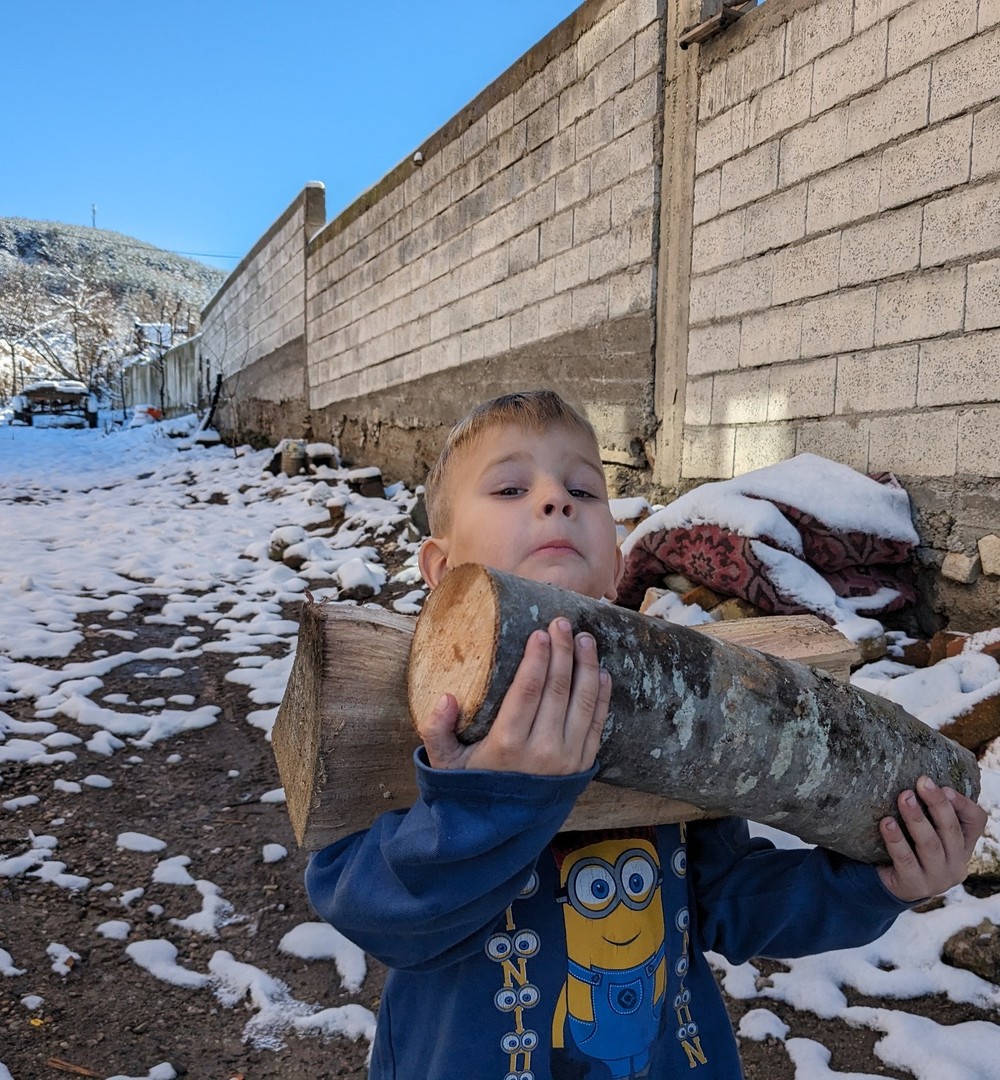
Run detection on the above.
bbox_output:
[272,599,860,851]
[407,565,981,865]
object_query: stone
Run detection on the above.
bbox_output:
[942,919,1000,984]
[664,574,697,593]
[856,633,888,663]
[928,630,971,665]
[979,534,1000,577]
[683,585,726,609]
[896,639,931,667]
[940,691,1000,755]
[640,587,671,614]
[713,598,762,621]
[941,551,982,584]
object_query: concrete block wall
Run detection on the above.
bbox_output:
[686,0,1000,486]
[306,0,663,474]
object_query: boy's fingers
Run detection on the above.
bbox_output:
[561,633,602,764]
[895,785,943,862]
[943,786,989,854]
[417,693,464,769]
[492,629,551,745]
[526,618,576,739]
[580,668,612,767]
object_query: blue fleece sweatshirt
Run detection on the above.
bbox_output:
[306,750,910,1079]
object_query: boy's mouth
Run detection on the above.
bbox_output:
[532,540,581,557]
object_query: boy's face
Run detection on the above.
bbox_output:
[418,422,623,600]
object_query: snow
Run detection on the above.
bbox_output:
[0,420,997,1078]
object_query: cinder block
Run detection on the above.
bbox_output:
[767,356,837,420]
[749,66,813,151]
[527,100,560,152]
[694,169,722,226]
[611,170,656,227]
[613,71,658,138]
[697,101,750,176]
[812,22,888,116]
[840,206,922,287]
[880,116,972,210]
[786,0,853,70]
[594,41,636,106]
[972,102,1000,181]
[714,257,774,319]
[559,76,597,132]
[796,417,871,471]
[538,294,573,339]
[846,65,931,158]
[591,137,632,194]
[459,247,510,295]
[577,10,619,74]
[779,108,849,187]
[682,425,735,479]
[509,305,541,350]
[744,184,807,258]
[556,159,592,211]
[875,268,965,347]
[691,209,745,274]
[771,232,841,306]
[608,264,653,317]
[958,406,1000,476]
[983,0,1000,27]
[854,0,916,34]
[541,210,574,260]
[487,95,515,143]
[689,273,718,325]
[835,345,918,414]
[635,23,660,79]
[722,27,786,113]
[629,118,657,173]
[685,376,714,426]
[918,329,1000,406]
[868,410,957,475]
[589,222,632,280]
[571,280,610,326]
[921,178,1000,267]
[805,157,882,235]
[733,423,798,476]
[509,228,540,275]
[629,212,655,263]
[888,0,977,77]
[687,321,741,376]
[740,306,803,368]
[719,141,780,214]
[967,258,1000,330]
[522,178,557,228]
[930,25,1000,122]
[800,287,877,357]
[712,368,770,424]
[574,191,613,244]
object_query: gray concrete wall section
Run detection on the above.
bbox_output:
[305,0,664,467]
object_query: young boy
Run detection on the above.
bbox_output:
[306,390,986,1080]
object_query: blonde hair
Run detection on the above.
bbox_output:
[424,390,601,535]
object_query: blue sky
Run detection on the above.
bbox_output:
[3,1,581,270]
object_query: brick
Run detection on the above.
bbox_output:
[972,103,1000,182]
[767,356,837,420]
[719,141,780,214]
[526,99,559,152]
[699,60,729,122]
[688,321,741,376]
[689,274,717,325]
[869,410,957,475]
[576,99,616,158]
[879,116,972,209]
[629,119,657,173]
[682,426,736,479]
[733,424,797,476]
[694,169,722,226]
[691,209,745,274]
[918,329,1000,406]
[487,95,514,143]
[559,75,596,132]
[635,23,660,79]
[800,287,877,357]
[540,209,574,260]
[614,71,658,138]
[594,40,636,106]
[748,66,813,150]
[921,178,1000,267]
[740,306,803,367]
[984,0,1000,27]
[967,258,1000,331]
[840,206,922,287]
[591,137,632,194]
[589,223,632,280]
[890,0,978,76]
[812,23,888,116]
[571,281,610,326]
[786,0,853,70]
[806,156,882,234]
[611,169,656,227]
[509,305,541,350]
[846,65,931,158]
[508,228,540,275]
[685,376,714,426]
[714,258,774,319]
[555,159,591,212]
[771,232,841,306]
[874,267,965,346]
[629,212,655,263]
[537,294,572,340]
[711,368,770,424]
[574,191,613,243]
[795,418,871,471]
[744,184,807,258]
[697,101,750,176]
[930,26,1000,122]
[779,108,849,187]
[958,406,1000,475]
[835,345,918,414]
[854,0,919,34]
[577,12,619,75]
[552,245,590,293]
[941,551,982,584]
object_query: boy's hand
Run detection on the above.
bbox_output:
[876,776,988,901]
[417,616,611,775]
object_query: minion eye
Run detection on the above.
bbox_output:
[620,854,657,903]
[572,862,617,912]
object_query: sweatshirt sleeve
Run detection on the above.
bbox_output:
[305,748,594,971]
[688,817,913,965]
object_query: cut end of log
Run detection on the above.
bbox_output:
[407,563,500,735]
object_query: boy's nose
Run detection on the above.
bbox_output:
[542,492,574,517]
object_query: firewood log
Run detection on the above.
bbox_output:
[406,565,980,864]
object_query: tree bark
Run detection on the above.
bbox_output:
[407,565,981,864]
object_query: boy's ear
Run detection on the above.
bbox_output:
[604,545,625,602]
[418,537,450,590]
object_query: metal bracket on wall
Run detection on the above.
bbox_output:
[678,0,757,49]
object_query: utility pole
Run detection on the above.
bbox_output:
[91,204,97,228]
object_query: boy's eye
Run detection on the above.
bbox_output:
[495,486,524,497]
[569,488,596,499]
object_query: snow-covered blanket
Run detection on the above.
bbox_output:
[618,455,919,640]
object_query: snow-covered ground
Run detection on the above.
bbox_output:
[1,419,999,1080]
